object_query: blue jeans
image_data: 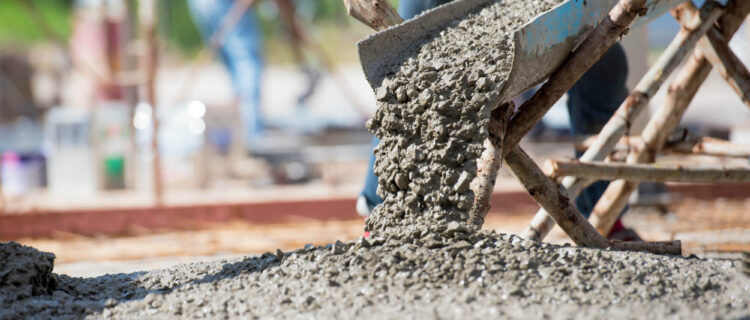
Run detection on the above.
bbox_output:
[188,0,265,148]
[361,0,629,218]
[568,43,629,217]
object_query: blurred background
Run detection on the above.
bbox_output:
[0,0,748,277]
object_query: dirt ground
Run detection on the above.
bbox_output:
[13,198,749,277]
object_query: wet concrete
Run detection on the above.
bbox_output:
[2,0,749,318]
[2,232,749,319]
[0,242,56,304]
[366,0,564,238]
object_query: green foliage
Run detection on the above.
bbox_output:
[0,0,72,46]
[0,0,402,59]
[158,0,203,56]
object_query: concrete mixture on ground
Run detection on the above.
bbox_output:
[1,0,749,318]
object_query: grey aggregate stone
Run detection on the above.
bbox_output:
[3,1,749,319]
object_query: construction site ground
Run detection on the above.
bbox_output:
[11,186,749,277]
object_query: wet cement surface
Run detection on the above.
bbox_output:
[2,232,749,319]
[0,242,56,304]
[2,0,750,318]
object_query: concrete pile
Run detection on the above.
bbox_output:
[2,232,748,319]
[0,242,56,304]
[1,1,748,319]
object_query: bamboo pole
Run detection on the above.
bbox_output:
[468,102,513,228]
[505,147,614,249]
[342,0,403,31]
[139,0,163,206]
[504,146,681,255]
[545,160,750,183]
[589,0,750,236]
[520,0,723,241]
[667,137,750,158]
[610,240,682,255]
[675,2,750,110]
[576,135,750,158]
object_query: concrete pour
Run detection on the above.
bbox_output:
[2,0,749,319]
[364,0,564,237]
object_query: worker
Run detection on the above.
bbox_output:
[356,0,641,241]
[188,0,265,152]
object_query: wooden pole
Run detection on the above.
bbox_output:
[139,0,163,206]
[610,240,682,255]
[468,102,513,228]
[545,160,750,183]
[666,136,750,158]
[589,0,750,236]
[342,0,403,31]
[504,146,681,255]
[520,0,723,241]
[675,2,750,110]
[576,135,750,158]
[505,147,614,249]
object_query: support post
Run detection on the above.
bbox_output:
[545,160,750,183]
[589,0,750,236]
[342,0,403,31]
[675,2,750,110]
[469,102,513,228]
[521,0,724,240]
[139,0,163,206]
[505,147,614,249]
[576,135,750,158]
[666,136,750,158]
[504,146,681,255]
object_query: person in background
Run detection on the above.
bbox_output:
[357,0,641,241]
[188,0,265,151]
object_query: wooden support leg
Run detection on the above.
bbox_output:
[468,102,513,228]
[666,137,750,158]
[675,2,750,109]
[505,147,612,249]
[545,160,750,183]
[139,0,163,206]
[504,146,681,255]
[343,0,403,31]
[589,0,750,236]
[576,134,750,158]
[521,0,724,240]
